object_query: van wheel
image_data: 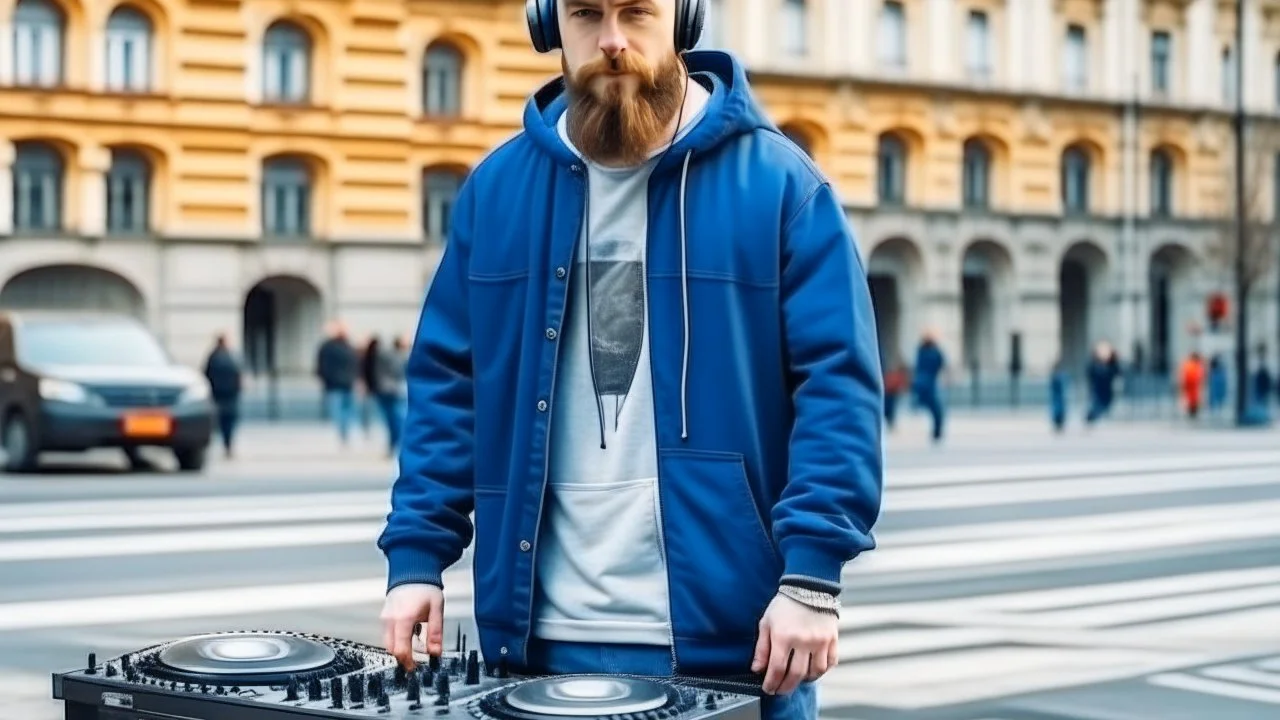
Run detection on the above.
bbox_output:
[2,412,37,473]
[174,445,207,472]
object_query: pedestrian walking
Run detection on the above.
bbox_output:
[1049,359,1069,433]
[911,331,946,443]
[1180,352,1205,419]
[377,3,885,716]
[203,332,243,458]
[315,321,359,444]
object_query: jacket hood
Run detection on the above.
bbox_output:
[522,50,776,175]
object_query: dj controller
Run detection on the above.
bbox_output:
[51,630,762,720]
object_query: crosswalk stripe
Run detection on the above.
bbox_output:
[886,451,1280,487]
[0,502,388,534]
[0,523,380,562]
[0,490,387,520]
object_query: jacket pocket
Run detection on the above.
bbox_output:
[657,448,782,641]
[471,488,511,625]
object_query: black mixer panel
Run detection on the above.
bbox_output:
[51,630,762,720]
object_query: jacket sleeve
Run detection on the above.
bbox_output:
[772,181,884,592]
[376,179,478,593]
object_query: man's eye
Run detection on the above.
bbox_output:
[572,9,599,18]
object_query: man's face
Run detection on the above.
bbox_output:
[559,0,686,166]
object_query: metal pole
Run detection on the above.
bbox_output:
[1233,0,1250,425]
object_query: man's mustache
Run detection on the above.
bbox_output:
[575,52,657,85]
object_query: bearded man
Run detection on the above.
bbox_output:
[377,1,885,717]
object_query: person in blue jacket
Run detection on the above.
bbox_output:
[377,1,885,717]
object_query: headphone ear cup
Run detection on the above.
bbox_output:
[526,0,560,53]
[677,0,706,52]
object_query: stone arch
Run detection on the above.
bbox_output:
[241,274,324,376]
[866,236,925,367]
[959,238,1016,373]
[1057,240,1111,374]
[1148,242,1198,375]
[0,263,146,319]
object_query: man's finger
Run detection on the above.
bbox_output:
[763,641,792,695]
[827,639,839,670]
[806,641,829,681]
[425,593,445,656]
[750,623,771,674]
[391,617,417,670]
[778,649,809,696]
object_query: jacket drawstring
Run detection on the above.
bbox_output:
[679,150,692,441]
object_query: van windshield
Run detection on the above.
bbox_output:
[16,320,171,368]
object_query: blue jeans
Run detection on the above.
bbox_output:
[525,639,818,720]
[325,388,355,442]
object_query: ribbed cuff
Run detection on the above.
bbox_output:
[780,575,841,596]
[384,546,446,594]
[780,540,849,588]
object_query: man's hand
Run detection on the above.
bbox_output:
[750,592,839,695]
[380,583,445,670]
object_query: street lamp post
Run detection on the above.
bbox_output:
[1233,0,1249,425]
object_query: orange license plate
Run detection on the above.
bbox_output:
[122,413,172,438]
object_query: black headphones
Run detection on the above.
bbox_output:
[526,0,706,54]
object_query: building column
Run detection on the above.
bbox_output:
[740,0,770,67]
[0,138,13,236]
[78,144,110,237]
[1026,0,1054,93]
[1004,0,1025,90]
[0,14,12,87]
[88,20,106,92]
[848,0,875,74]
[1243,0,1263,112]
[1185,0,1214,106]
[927,0,954,84]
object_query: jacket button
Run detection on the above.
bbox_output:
[555,266,566,279]
[536,400,548,412]
[545,328,557,340]
[519,540,531,552]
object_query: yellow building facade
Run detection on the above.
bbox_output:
[0,0,1276,388]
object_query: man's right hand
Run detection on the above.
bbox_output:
[380,583,445,670]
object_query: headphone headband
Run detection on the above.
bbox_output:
[526,0,706,54]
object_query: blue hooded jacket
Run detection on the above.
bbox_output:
[377,50,884,676]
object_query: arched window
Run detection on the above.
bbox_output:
[12,0,64,87]
[262,21,310,103]
[423,42,463,117]
[781,126,812,157]
[12,141,63,231]
[962,138,990,209]
[105,6,152,91]
[262,156,311,237]
[423,169,465,243]
[877,133,907,205]
[106,148,151,234]
[1061,144,1091,214]
[1150,149,1174,217]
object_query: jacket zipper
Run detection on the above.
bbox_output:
[523,167,589,663]
[645,175,679,676]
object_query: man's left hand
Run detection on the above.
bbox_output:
[750,592,840,695]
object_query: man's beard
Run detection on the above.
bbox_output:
[563,51,686,167]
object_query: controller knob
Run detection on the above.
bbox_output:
[85,653,97,674]
[330,678,344,709]
[307,676,322,701]
[285,677,299,701]
[465,650,480,685]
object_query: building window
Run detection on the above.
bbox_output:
[878,1,906,70]
[423,42,463,117]
[1150,149,1173,218]
[261,156,311,237]
[1062,144,1090,214]
[877,133,906,205]
[12,141,63,232]
[423,169,463,243]
[12,0,64,87]
[106,148,150,234]
[965,10,990,82]
[962,138,990,209]
[105,6,151,92]
[1222,45,1235,105]
[1151,31,1170,96]
[782,126,812,157]
[262,21,310,104]
[782,0,807,57]
[1063,24,1087,91]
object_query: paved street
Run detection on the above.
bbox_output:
[2,412,1279,720]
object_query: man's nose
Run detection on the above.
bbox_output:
[597,15,628,57]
